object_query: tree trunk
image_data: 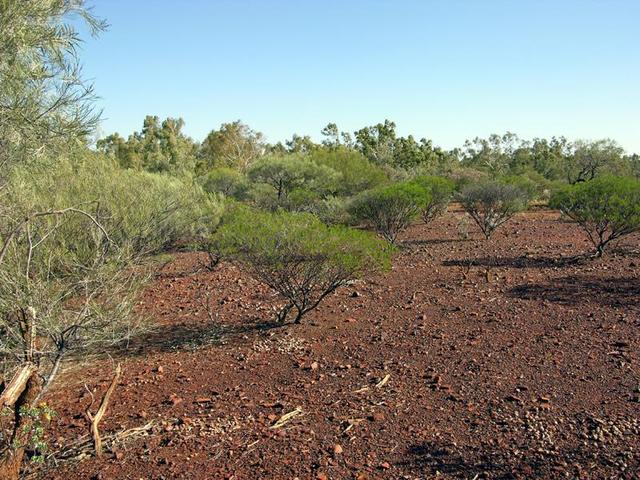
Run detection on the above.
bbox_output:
[0,374,43,480]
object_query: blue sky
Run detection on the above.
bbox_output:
[80,0,639,152]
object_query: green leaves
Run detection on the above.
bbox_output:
[214,208,392,323]
[550,176,640,256]
[351,181,432,244]
[458,181,528,239]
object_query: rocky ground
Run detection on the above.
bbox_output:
[39,208,639,479]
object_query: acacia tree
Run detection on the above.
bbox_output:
[0,2,140,477]
[351,182,430,244]
[411,176,455,224]
[197,120,266,172]
[550,176,640,257]
[458,182,528,239]
[215,208,391,324]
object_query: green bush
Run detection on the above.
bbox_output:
[309,148,388,195]
[248,154,340,206]
[314,195,354,225]
[202,167,248,200]
[458,181,528,239]
[549,176,640,257]
[7,152,223,258]
[351,182,431,244]
[411,176,455,224]
[501,171,550,201]
[214,208,392,324]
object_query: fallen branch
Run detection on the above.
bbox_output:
[0,363,36,410]
[269,407,302,429]
[375,374,391,389]
[86,363,122,458]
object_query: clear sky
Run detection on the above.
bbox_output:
[80,0,639,153]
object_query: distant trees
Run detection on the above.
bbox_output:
[215,208,391,324]
[458,182,528,239]
[353,119,451,170]
[97,116,198,174]
[197,121,266,172]
[351,182,430,244]
[550,176,640,257]
[248,154,339,206]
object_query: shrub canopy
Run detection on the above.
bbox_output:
[411,176,455,224]
[214,208,392,323]
[458,181,528,239]
[550,176,640,256]
[351,182,430,243]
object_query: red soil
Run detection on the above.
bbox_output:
[41,208,640,479]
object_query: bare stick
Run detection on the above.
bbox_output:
[86,363,121,457]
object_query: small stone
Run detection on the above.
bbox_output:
[316,473,328,480]
[310,362,319,370]
[333,444,343,455]
[380,462,391,469]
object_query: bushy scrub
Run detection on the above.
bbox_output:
[550,176,640,257]
[314,196,354,225]
[202,167,248,200]
[9,154,223,257]
[351,182,431,244]
[458,181,528,239]
[248,154,340,204]
[501,171,550,202]
[214,208,392,324]
[309,148,388,196]
[411,176,455,224]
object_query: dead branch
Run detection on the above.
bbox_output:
[86,363,121,458]
[0,363,36,410]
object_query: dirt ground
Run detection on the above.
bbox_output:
[40,208,640,480]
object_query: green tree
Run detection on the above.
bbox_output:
[248,154,339,203]
[562,139,625,184]
[215,208,391,324]
[309,147,388,196]
[550,176,640,257]
[197,120,265,172]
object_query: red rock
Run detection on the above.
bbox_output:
[333,444,343,455]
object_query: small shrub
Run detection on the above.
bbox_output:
[549,176,640,257]
[214,209,392,324]
[351,182,430,244]
[458,181,528,239]
[411,176,455,224]
[314,196,354,225]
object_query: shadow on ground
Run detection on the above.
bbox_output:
[443,254,587,269]
[508,275,640,308]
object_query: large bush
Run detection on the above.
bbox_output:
[411,176,455,224]
[9,154,223,257]
[214,208,392,324]
[550,176,640,257]
[458,181,528,239]
[351,182,430,244]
